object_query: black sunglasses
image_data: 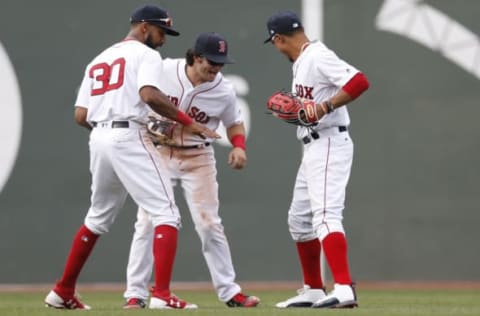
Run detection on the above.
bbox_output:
[206,59,224,67]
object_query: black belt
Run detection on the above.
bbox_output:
[91,121,129,128]
[302,126,347,144]
[170,142,211,149]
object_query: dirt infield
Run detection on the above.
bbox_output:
[1,280,480,293]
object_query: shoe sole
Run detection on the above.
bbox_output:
[45,302,91,310]
[276,302,315,308]
[45,302,63,309]
[149,305,198,309]
[312,300,358,308]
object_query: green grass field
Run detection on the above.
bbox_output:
[1,289,479,316]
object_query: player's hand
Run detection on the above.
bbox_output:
[228,147,246,170]
[298,99,326,126]
[184,122,221,139]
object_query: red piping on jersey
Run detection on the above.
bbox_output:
[175,60,187,146]
[175,60,186,150]
[293,42,311,78]
[321,137,332,235]
[300,41,310,53]
[138,130,176,214]
[175,60,186,106]
[180,77,222,146]
[342,72,369,100]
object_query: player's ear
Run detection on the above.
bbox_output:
[281,35,290,43]
[275,34,286,45]
[193,55,203,64]
[140,22,149,34]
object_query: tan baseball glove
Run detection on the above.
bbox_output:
[146,114,178,146]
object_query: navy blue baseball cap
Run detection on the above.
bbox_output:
[130,4,180,36]
[194,32,235,64]
[264,10,303,43]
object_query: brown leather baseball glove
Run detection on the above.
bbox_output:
[146,114,178,146]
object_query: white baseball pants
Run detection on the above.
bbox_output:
[288,127,353,242]
[124,146,241,302]
[83,125,180,235]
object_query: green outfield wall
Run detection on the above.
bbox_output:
[0,0,479,283]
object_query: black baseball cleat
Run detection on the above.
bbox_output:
[226,293,260,307]
[312,283,358,308]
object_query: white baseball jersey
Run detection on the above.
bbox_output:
[157,58,242,146]
[287,40,357,241]
[124,58,245,303]
[292,40,359,140]
[75,39,164,124]
[74,39,180,234]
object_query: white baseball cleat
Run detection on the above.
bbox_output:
[312,283,358,308]
[44,290,91,310]
[149,294,198,309]
[275,285,327,308]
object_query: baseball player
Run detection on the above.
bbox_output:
[122,32,260,309]
[44,5,219,310]
[264,11,369,308]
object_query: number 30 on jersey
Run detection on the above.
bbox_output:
[89,58,126,95]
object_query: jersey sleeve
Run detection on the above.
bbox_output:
[219,88,243,128]
[74,68,91,108]
[315,47,360,88]
[137,49,163,91]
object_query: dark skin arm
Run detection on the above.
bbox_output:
[313,89,356,120]
[73,88,219,139]
[321,89,354,114]
[74,106,92,130]
[139,86,179,121]
[140,86,220,139]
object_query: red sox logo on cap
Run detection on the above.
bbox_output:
[194,32,235,64]
[218,41,226,53]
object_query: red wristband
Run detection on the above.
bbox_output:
[231,134,246,151]
[175,111,193,126]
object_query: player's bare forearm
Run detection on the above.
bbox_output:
[139,86,180,121]
[226,123,245,141]
[311,90,353,121]
[328,90,354,109]
[319,72,370,113]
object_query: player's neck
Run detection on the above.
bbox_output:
[125,29,143,43]
[290,36,310,62]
